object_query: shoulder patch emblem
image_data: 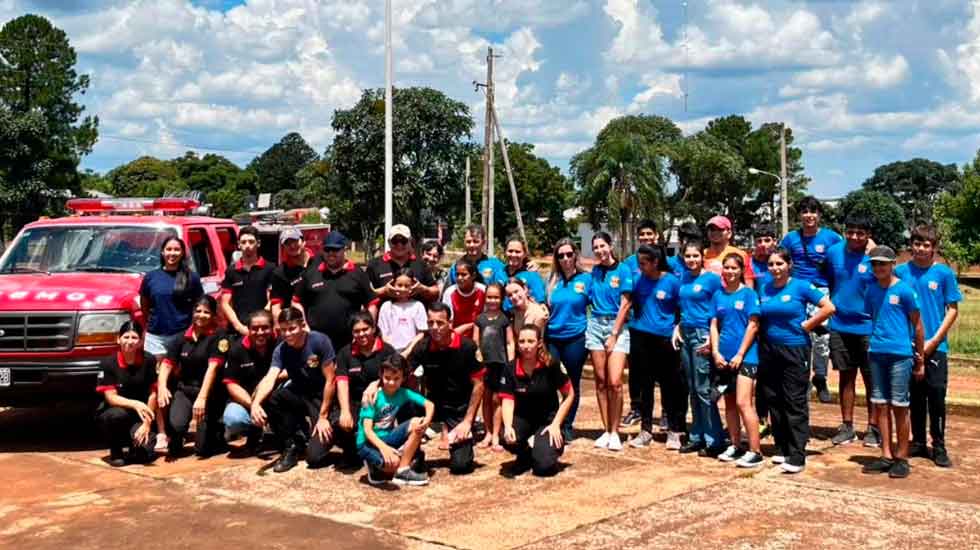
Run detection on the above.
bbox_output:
[307,354,320,369]
[858,264,868,273]
[889,294,900,305]
[781,294,791,302]
[928,280,939,291]
[693,284,702,293]
[734,300,744,310]
[217,338,230,353]
[574,282,586,294]
[610,276,620,288]
[656,290,667,300]
[815,244,825,253]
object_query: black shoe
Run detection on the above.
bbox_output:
[812,376,832,403]
[862,457,893,474]
[888,459,910,478]
[698,445,727,458]
[679,441,705,454]
[107,448,126,468]
[273,444,302,473]
[561,427,574,443]
[620,410,642,427]
[908,441,929,458]
[245,429,263,455]
[933,446,953,468]
[167,437,184,457]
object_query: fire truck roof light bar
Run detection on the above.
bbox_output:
[66,198,200,214]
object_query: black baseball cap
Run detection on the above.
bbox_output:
[869,245,896,262]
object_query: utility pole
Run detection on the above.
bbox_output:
[384,0,393,250]
[483,48,496,255]
[780,123,788,235]
[491,105,527,245]
[464,156,471,226]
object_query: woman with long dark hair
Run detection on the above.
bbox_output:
[503,237,546,306]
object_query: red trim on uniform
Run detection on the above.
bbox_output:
[184,325,216,342]
[559,381,572,394]
[335,375,349,382]
[368,297,381,308]
[220,288,233,296]
[269,297,283,306]
[116,351,144,369]
[160,358,176,371]
[96,384,118,393]
[234,256,268,271]
[499,392,515,401]
[382,252,417,263]
[319,259,357,273]
[241,335,252,350]
[352,337,384,357]
[428,331,462,351]
[222,377,238,385]
[208,358,225,369]
[470,367,487,381]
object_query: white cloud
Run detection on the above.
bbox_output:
[938,0,980,102]
[780,54,909,97]
[806,136,872,152]
[628,72,683,112]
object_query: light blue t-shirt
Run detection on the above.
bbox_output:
[826,242,874,336]
[357,386,427,448]
[759,278,827,347]
[589,261,633,317]
[678,271,723,329]
[713,285,760,364]
[629,272,680,337]
[449,255,508,286]
[865,280,920,357]
[895,262,962,354]
[546,272,592,339]
[780,228,843,288]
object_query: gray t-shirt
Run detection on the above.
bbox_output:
[475,312,509,365]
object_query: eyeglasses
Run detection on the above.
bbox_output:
[557,252,575,260]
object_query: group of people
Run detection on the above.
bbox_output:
[94,200,961,486]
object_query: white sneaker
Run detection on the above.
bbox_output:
[666,432,683,450]
[594,432,611,449]
[717,445,742,462]
[736,451,764,468]
[780,462,805,474]
[771,455,786,465]
[154,433,169,452]
[607,432,623,452]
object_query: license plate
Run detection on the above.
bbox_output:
[0,367,10,387]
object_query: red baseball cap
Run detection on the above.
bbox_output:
[706,216,732,230]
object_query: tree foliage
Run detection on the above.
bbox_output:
[936,152,980,270]
[836,189,907,249]
[861,158,960,225]
[248,132,318,194]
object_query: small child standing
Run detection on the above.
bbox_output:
[358,356,435,486]
[377,268,429,355]
[474,284,515,450]
[442,258,486,339]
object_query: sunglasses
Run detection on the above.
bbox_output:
[557,251,575,260]
[390,237,409,245]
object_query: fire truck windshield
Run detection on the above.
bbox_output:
[0,226,179,275]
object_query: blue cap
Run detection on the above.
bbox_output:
[323,231,347,250]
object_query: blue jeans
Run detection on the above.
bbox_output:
[679,325,725,448]
[869,353,913,407]
[223,402,256,441]
[358,422,413,467]
[547,331,587,433]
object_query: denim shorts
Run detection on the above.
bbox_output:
[869,353,913,407]
[357,422,413,467]
[585,315,630,353]
[144,331,183,357]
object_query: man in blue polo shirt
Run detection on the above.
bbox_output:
[896,225,962,468]
[826,215,877,447]
[448,224,507,286]
[751,224,777,289]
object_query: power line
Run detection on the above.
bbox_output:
[99,134,267,156]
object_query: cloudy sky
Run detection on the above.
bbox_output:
[3,0,980,197]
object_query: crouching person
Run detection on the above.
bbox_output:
[358,355,434,486]
[500,326,575,476]
[222,310,278,453]
[96,321,158,467]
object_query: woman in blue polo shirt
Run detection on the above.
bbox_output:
[546,238,591,442]
[674,241,725,456]
[626,245,686,450]
[587,232,632,452]
[504,237,546,306]
[758,248,835,473]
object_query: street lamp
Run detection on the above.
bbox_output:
[748,167,788,235]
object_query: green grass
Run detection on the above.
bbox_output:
[949,286,980,358]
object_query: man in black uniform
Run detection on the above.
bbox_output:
[365,224,440,307]
[270,227,313,328]
[222,310,278,452]
[407,302,485,474]
[221,225,276,338]
[293,231,375,350]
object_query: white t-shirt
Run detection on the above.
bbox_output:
[377,300,428,351]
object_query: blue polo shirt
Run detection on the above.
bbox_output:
[826,242,874,336]
[546,272,591,339]
[624,253,687,284]
[865,280,920,357]
[589,261,633,317]
[271,330,336,396]
[449,255,507,286]
[138,268,204,336]
[780,228,843,287]
[759,278,827,347]
[712,285,760,364]
[678,271,722,329]
[503,269,546,311]
[895,262,962,353]
[629,272,680,337]
[751,257,772,288]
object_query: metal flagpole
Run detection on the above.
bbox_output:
[384,0,394,250]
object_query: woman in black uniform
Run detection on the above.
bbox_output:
[499,325,575,476]
[157,295,231,458]
[96,321,158,467]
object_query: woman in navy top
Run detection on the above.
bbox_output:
[757,248,835,473]
[545,238,590,442]
[626,245,687,450]
[504,237,546,306]
[710,253,763,467]
[587,232,633,452]
[674,241,725,455]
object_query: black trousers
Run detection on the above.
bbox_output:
[911,352,949,447]
[629,329,688,433]
[503,415,563,476]
[97,406,156,460]
[266,383,353,465]
[759,342,810,466]
[166,382,226,456]
[626,353,647,414]
[441,413,475,474]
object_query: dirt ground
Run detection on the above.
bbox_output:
[3,379,980,550]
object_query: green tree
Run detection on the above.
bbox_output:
[248,132,318,194]
[172,151,249,194]
[331,87,472,252]
[207,184,248,218]
[669,132,749,231]
[0,14,98,237]
[836,189,907,248]
[106,156,186,197]
[296,155,353,229]
[861,158,960,225]
[936,152,980,270]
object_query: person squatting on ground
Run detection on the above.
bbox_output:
[587,232,632,452]
[473,283,515,451]
[861,246,925,479]
[757,248,836,474]
[499,325,575,477]
[221,310,279,454]
[710,254,764,468]
[96,321,159,467]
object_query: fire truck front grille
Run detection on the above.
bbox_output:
[0,312,76,352]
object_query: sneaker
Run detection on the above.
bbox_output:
[758,422,771,440]
[154,433,169,452]
[933,446,953,468]
[594,432,611,449]
[908,441,929,458]
[735,451,764,468]
[393,467,430,486]
[607,433,623,452]
[621,410,641,427]
[679,441,705,454]
[862,426,881,448]
[364,461,389,486]
[698,446,727,458]
[658,416,669,432]
[862,457,893,474]
[717,445,744,462]
[629,430,655,448]
[770,455,787,464]
[831,423,857,446]
[888,459,910,478]
[666,432,683,450]
[780,462,805,474]
[812,376,832,403]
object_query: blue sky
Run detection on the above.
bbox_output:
[4,0,980,198]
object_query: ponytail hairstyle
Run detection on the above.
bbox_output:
[518,325,553,367]
[636,244,669,273]
[769,247,794,267]
[159,237,192,299]
[722,252,746,283]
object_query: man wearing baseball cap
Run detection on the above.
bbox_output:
[703,215,755,288]
[270,227,313,327]
[366,224,440,307]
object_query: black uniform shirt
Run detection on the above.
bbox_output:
[222,335,277,394]
[335,337,397,411]
[96,351,158,402]
[221,256,276,322]
[162,327,231,388]
[365,252,436,305]
[499,358,570,425]
[408,332,484,421]
[270,260,309,310]
[294,258,374,350]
